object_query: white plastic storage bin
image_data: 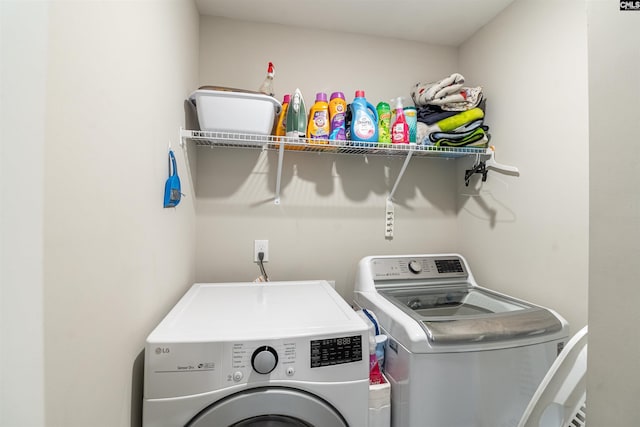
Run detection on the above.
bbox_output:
[189,89,281,135]
[369,373,391,427]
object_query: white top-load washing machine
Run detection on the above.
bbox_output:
[144,280,370,427]
[353,254,569,427]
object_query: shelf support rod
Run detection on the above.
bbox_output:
[274,140,286,205]
[179,127,187,147]
[387,148,414,202]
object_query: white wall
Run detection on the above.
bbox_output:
[40,2,199,426]
[195,17,465,298]
[457,0,589,332]
[587,1,640,424]
[1,2,48,426]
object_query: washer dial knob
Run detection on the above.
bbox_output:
[408,260,422,274]
[251,346,278,374]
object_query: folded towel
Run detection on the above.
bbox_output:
[416,104,459,125]
[411,73,465,107]
[417,107,485,144]
[429,121,487,142]
[433,107,484,133]
[432,128,490,148]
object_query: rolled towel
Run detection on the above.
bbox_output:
[440,87,484,111]
[411,73,465,107]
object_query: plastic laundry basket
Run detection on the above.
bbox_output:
[517,326,588,427]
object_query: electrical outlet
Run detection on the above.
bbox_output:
[385,200,395,238]
[254,240,269,262]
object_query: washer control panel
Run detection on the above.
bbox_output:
[310,335,362,368]
[146,335,367,398]
[370,255,468,281]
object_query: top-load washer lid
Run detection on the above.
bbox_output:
[379,284,563,344]
[353,254,568,351]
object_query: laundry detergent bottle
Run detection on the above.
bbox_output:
[329,92,347,141]
[391,96,409,144]
[275,93,290,137]
[285,88,307,140]
[349,90,378,144]
[306,92,330,142]
[376,101,391,144]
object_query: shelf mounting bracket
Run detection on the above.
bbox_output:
[274,140,285,204]
[388,147,414,201]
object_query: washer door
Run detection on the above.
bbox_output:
[186,387,348,427]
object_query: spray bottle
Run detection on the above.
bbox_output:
[391,97,409,144]
[357,309,384,385]
[258,62,275,97]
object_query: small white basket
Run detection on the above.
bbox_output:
[189,89,281,135]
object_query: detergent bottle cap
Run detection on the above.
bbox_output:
[267,61,274,77]
[315,92,328,102]
[282,94,291,104]
[330,91,345,100]
[355,90,365,98]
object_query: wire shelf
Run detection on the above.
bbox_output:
[181,129,489,159]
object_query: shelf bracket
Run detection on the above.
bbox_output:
[273,140,285,205]
[179,126,187,147]
[465,161,488,186]
[388,147,414,201]
[465,146,519,186]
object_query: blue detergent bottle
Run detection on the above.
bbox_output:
[350,90,379,144]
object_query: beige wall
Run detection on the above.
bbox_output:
[194,5,590,329]
[1,2,48,426]
[457,0,589,333]
[195,17,463,298]
[587,1,640,424]
[40,1,199,426]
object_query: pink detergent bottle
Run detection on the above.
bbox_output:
[391,97,409,144]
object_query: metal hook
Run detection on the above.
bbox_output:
[464,160,488,186]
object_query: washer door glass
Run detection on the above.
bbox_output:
[187,387,348,427]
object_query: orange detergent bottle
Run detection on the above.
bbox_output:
[275,94,290,137]
[306,92,330,143]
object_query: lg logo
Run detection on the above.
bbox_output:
[155,347,170,355]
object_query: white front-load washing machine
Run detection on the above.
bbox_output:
[143,280,369,427]
[353,254,569,427]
